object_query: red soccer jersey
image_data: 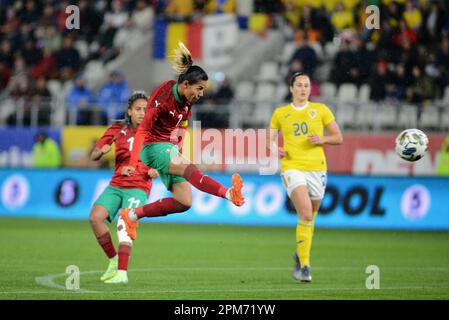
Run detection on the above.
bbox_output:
[130,80,191,166]
[96,122,152,194]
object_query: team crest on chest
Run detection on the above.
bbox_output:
[308,109,317,119]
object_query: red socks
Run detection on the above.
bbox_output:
[135,198,190,219]
[118,244,131,271]
[183,164,228,198]
[96,232,116,259]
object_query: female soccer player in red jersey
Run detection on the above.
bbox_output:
[89,91,158,284]
[120,42,245,240]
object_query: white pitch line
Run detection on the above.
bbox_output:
[35,270,102,293]
[31,266,449,294]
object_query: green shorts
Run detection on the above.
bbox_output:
[140,142,186,191]
[94,186,148,222]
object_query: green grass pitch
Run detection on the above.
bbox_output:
[1,217,448,300]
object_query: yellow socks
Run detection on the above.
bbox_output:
[296,212,317,267]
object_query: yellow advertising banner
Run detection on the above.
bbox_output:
[62,126,114,168]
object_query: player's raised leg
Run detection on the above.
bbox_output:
[89,205,117,281]
[169,157,244,207]
[120,182,192,240]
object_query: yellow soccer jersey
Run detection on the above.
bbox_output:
[270,102,335,172]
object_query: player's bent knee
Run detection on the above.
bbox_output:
[298,212,313,222]
[176,201,191,212]
[89,206,108,225]
[88,212,101,225]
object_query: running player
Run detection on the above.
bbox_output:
[119,42,245,240]
[89,91,158,284]
[268,72,343,282]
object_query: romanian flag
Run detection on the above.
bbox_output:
[154,19,203,60]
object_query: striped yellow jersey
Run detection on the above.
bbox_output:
[269,102,335,171]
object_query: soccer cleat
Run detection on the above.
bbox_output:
[104,270,128,284]
[229,173,245,206]
[296,266,312,283]
[100,257,118,281]
[120,208,139,241]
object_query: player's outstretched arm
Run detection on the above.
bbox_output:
[308,121,343,145]
[91,144,112,161]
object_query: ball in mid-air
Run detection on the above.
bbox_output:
[395,129,429,162]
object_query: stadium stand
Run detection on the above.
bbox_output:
[0,0,448,131]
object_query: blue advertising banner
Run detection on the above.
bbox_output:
[0,128,61,167]
[0,169,448,230]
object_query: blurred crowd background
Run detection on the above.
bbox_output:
[0,0,448,131]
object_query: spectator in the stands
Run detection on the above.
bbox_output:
[0,39,14,67]
[94,0,128,63]
[298,5,321,36]
[29,76,52,125]
[212,78,234,104]
[435,35,449,89]
[369,60,393,102]
[289,30,318,79]
[30,48,56,80]
[21,39,42,67]
[103,0,129,29]
[30,76,51,101]
[10,22,34,53]
[403,0,423,31]
[377,20,396,59]
[406,65,437,105]
[37,3,55,30]
[98,70,131,118]
[1,6,20,35]
[56,36,80,74]
[6,56,29,94]
[331,39,355,87]
[165,0,194,21]
[421,0,448,44]
[131,0,154,31]
[206,0,237,14]
[20,0,41,25]
[196,78,233,128]
[39,26,62,53]
[0,62,11,90]
[66,75,98,125]
[331,2,355,32]
[384,0,402,29]
[351,35,374,87]
[78,0,104,43]
[387,62,410,101]
[393,19,418,47]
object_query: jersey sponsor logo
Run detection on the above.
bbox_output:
[154,100,161,108]
[120,129,127,136]
[284,113,291,119]
[169,110,175,117]
[308,109,317,119]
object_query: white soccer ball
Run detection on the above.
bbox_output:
[395,129,429,162]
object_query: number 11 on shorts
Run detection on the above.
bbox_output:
[128,197,140,208]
